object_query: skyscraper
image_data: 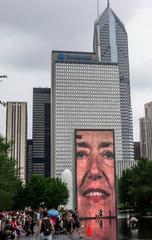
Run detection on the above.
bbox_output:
[51,51,123,177]
[139,117,146,158]
[93,2,134,162]
[26,139,33,182]
[32,88,51,177]
[134,142,141,160]
[6,102,27,182]
[140,101,152,160]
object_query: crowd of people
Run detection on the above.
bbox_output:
[0,209,37,240]
[0,208,80,240]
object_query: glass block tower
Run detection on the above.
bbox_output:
[93,3,134,161]
[51,51,123,177]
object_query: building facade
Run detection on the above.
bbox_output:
[117,160,137,178]
[6,102,27,182]
[32,88,51,177]
[26,139,33,182]
[139,117,146,158]
[51,51,123,177]
[140,102,152,160]
[145,102,152,160]
[134,142,141,160]
[93,3,134,162]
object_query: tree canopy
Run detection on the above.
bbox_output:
[13,175,69,210]
[0,134,22,210]
[119,158,152,213]
[0,134,69,211]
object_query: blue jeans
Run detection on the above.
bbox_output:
[40,232,52,240]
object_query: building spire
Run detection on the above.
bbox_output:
[97,0,101,61]
[107,0,110,7]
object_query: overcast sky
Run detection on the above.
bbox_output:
[0,0,152,141]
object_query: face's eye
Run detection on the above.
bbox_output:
[76,151,88,159]
[103,151,114,160]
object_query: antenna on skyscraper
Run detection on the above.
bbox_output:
[97,0,101,62]
[107,0,110,7]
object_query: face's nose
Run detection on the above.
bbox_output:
[87,152,102,180]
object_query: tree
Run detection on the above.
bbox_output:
[0,134,69,211]
[15,175,69,210]
[119,158,152,213]
[24,175,46,209]
[13,181,26,210]
[44,177,69,209]
[118,169,133,209]
[0,134,21,210]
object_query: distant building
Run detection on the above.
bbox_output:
[93,2,134,162]
[134,142,141,160]
[51,51,123,177]
[26,139,33,182]
[117,160,137,178]
[32,88,51,177]
[139,117,146,158]
[6,102,27,182]
[140,101,152,160]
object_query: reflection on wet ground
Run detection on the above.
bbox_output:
[79,218,117,240]
[118,217,152,239]
[78,218,152,239]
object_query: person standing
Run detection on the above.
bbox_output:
[35,211,55,240]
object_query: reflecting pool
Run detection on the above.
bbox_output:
[78,218,152,239]
[79,218,117,239]
[118,217,152,239]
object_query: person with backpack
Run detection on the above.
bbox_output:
[35,211,55,240]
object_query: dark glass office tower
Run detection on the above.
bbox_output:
[32,88,51,177]
[26,139,33,182]
[93,2,134,161]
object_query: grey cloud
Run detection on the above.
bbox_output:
[0,0,149,139]
[131,62,152,91]
[0,0,143,71]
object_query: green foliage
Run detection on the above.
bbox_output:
[119,158,152,213]
[24,175,46,209]
[14,175,69,210]
[0,134,69,210]
[0,134,22,210]
[44,177,69,208]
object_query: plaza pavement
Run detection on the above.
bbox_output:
[23,231,85,240]
[53,231,84,239]
[53,234,73,239]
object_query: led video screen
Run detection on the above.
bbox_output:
[75,130,117,219]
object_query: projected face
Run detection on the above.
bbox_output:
[76,130,116,218]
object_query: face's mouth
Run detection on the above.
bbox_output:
[81,188,110,202]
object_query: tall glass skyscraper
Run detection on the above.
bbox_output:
[93,3,134,161]
[32,88,51,177]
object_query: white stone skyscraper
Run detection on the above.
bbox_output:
[93,2,134,162]
[140,101,152,160]
[6,102,27,182]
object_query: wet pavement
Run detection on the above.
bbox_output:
[22,233,79,240]
[22,217,152,239]
[53,235,72,240]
